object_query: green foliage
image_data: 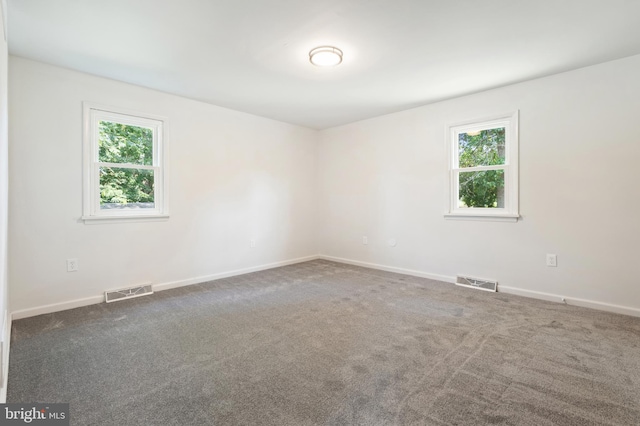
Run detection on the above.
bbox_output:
[459,170,504,208]
[99,121,153,165]
[98,121,154,205]
[458,128,505,208]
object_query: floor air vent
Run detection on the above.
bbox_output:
[455,275,497,292]
[105,284,153,303]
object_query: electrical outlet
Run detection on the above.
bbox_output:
[67,258,79,272]
[546,254,557,267]
[362,236,368,245]
[250,239,256,248]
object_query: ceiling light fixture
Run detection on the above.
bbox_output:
[309,46,343,67]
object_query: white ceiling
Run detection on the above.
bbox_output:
[8,0,640,129]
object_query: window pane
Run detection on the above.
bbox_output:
[100,167,155,210]
[98,121,153,166]
[458,170,505,208]
[458,127,505,168]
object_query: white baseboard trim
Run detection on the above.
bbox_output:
[12,295,104,321]
[321,255,640,318]
[498,286,640,318]
[11,254,640,321]
[0,309,12,403]
[11,255,320,320]
[152,255,320,292]
[318,255,457,284]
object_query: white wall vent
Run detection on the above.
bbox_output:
[105,284,153,303]
[455,275,497,292]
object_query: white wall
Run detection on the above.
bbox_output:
[9,57,318,315]
[8,53,640,319]
[318,54,640,315]
[0,0,9,401]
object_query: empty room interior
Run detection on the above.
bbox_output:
[0,0,640,425]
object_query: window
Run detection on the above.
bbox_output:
[446,111,519,221]
[82,103,168,222]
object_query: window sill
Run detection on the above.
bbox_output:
[444,213,519,223]
[81,214,170,225]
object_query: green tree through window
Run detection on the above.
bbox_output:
[457,128,505,208]
[98,121,155,206]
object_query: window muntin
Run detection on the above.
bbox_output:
[447,112,518,220]
[83,104,167,221]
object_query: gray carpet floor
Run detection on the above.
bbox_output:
[7,260,640,425]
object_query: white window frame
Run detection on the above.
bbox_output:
[82,102,169,223]
[445,111,519,222]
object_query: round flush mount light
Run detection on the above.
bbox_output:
[309,46,343,67]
